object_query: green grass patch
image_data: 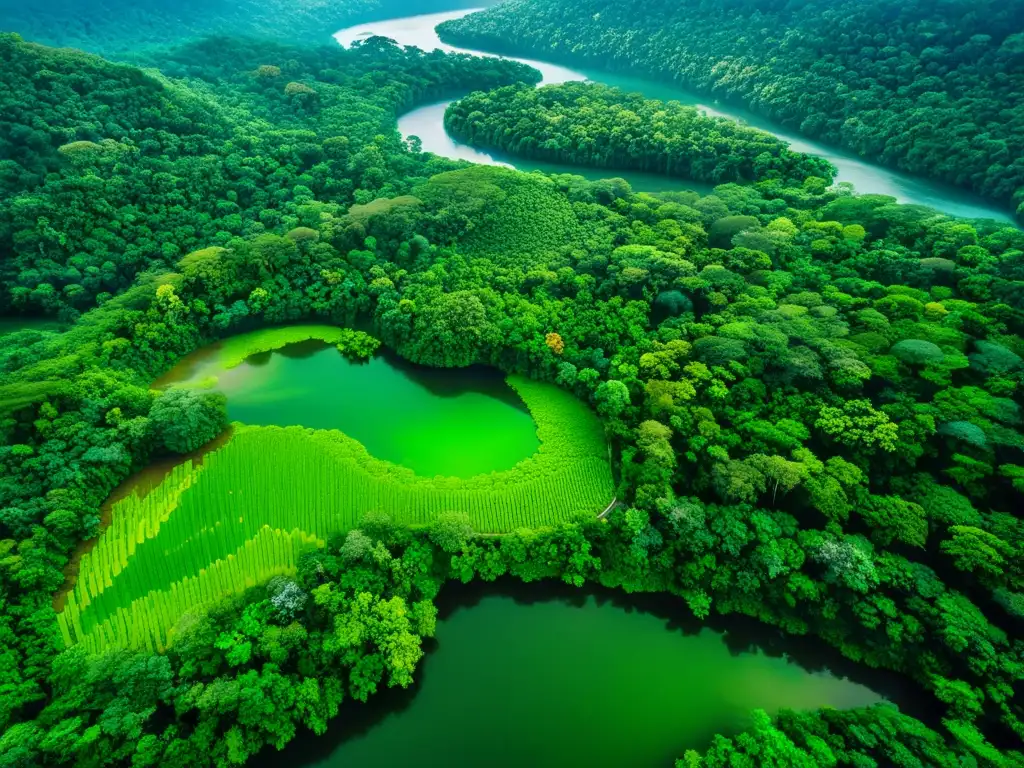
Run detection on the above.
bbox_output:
[58,375,613,654]
[217,325,360,369]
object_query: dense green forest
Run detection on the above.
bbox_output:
[1,1,1024,766]
[0,0,491,54]
[0,32,536,317]
[437,0,1024,222]
[445,82,837,186]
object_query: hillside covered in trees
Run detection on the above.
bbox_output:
[445,82,838,186]
[0,32,536,317]
[0,0,491,54]
[1,1,1023,766]
[438,0,1024,222]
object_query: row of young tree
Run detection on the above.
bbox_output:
[0,24,1022,768]
[437,0,1024,222]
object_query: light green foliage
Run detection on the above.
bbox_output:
[218,325,350,369]
[57,376,613,653]
[348,195,423,225]
[61,525,321,655]
[636,420,675,469]
[334,328,381,360]
[414,166,580,265]
[815,400,898,453]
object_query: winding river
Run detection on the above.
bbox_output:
[336,9,1014,221]
[145,15,982,755]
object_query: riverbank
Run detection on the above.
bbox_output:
[337,9,1015,222]
[259,579,929,768]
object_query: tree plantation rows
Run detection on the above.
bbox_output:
[437,0,1024,222]
[0,3,1022,767]
[57,368,613,655]
[62,524,320,655]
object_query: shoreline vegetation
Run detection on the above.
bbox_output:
[217,325,354,368]
[436,0,1024,224]
[444,82,838,188]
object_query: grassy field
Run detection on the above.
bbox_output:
[58,375,614,653]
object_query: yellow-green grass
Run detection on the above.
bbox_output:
[58,376,613,653]
[217,325,350,369]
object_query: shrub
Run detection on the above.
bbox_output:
[334,328,381,360]
[149,387,227,454]
[890,339,944,365]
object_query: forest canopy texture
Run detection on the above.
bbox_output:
[0,0,491,54]
[0,1,1023,767]
[438,0,1024,222]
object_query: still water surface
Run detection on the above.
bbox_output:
[336,10,1013,221]
[272,585,888,768]
[151,341,891,766]
[0,317,66,336]
[156,339,540,478]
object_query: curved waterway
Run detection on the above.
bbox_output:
[155,339,539,478]
[268,583,898,768]
[336,10,1014,221]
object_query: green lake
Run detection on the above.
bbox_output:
[155,339,540,478]
[269,584,891,768]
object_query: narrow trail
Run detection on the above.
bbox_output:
[598,497,620,519]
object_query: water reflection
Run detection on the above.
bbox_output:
[259,579,926,768]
